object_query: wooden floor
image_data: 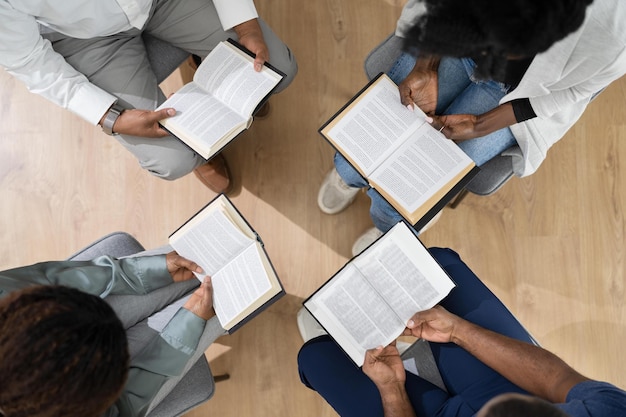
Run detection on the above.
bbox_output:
[1,1,625,415]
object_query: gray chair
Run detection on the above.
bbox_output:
[447,148,515,207]
[364,34,516,207]
[69,231,227,417]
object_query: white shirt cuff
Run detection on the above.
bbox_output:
[213,0,259,30]
[67,83,118,126]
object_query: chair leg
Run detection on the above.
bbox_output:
[213,373,230,383]
[448,189,469,209]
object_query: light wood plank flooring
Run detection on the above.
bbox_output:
[0,1,624,415]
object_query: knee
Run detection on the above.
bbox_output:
[273,48,298,94]
[367,190,402,232]
[139,151,205,181]
[333,153,367,188]
[297,336,337,386]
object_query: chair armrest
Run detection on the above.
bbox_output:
[67,232,145,261]
[363,33,405,80]
[147,355,215,417]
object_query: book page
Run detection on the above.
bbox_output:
[169,195,283,332]
[323,75,425,176]
[305,222,455,366]
[158,83,247,157]
[352,222,455,321]
[211,243,273,328]
[169,204,254,277]
[369,122,474,214]
[306,263,406,366]
[193,41,283,117]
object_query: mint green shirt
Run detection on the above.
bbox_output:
[0,255,217,417]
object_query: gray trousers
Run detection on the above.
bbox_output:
[48,0,297,180]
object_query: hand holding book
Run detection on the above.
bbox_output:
[319,73,479,230]
[157,40,285,160]
[169,194,284,333]
[304,222,455,366]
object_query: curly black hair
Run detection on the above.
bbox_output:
[0,285,129,417]
[403,0,594,79]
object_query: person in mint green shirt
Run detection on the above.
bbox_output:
[0,252,225,417]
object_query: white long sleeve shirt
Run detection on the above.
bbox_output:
[0,0,258,125]
[395,0,626,177]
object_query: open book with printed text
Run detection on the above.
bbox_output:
[158,39,285,160]
[169,194,284,333]
[319,73,479,230]
[304,222,455,366]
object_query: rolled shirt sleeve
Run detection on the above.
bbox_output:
[0,255,173,299]
[212,0,259,30]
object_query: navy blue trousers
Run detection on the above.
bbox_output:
[297,247,535,417]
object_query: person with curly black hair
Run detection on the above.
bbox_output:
[395,0,614,174]
[318,0,626,248]
[0,286,129,417]
[0,252,219,417]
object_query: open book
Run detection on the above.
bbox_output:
[319,73,479,230]
[304,222,455,366]
[168,194,284,333]
[158,39,285,160]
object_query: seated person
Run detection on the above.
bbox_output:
[0,1,298,193]
[0,251,223,417]
[318,0,626,251]
[297,248,626,417]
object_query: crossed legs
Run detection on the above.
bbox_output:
[49,0,297,181]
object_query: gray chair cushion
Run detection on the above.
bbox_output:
[400,339,447,392]
[464,153,515,196]
[68,231,145,261]
[364,34,405,80]
[148,356,215,417]
[143,33,191,85]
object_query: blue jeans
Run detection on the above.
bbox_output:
[335,52,517,232]
[297,248,533,417]
[388,53,516,164]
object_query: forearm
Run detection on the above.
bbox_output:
[452,320,588,402]
[473,102,517,137]
[233,18,263,40]
[378,384,417,417]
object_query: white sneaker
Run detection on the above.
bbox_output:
[351,227,384,257]
[297,307,327,342]
[317,168,360,214]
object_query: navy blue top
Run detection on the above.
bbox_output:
[557,381,626,417]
